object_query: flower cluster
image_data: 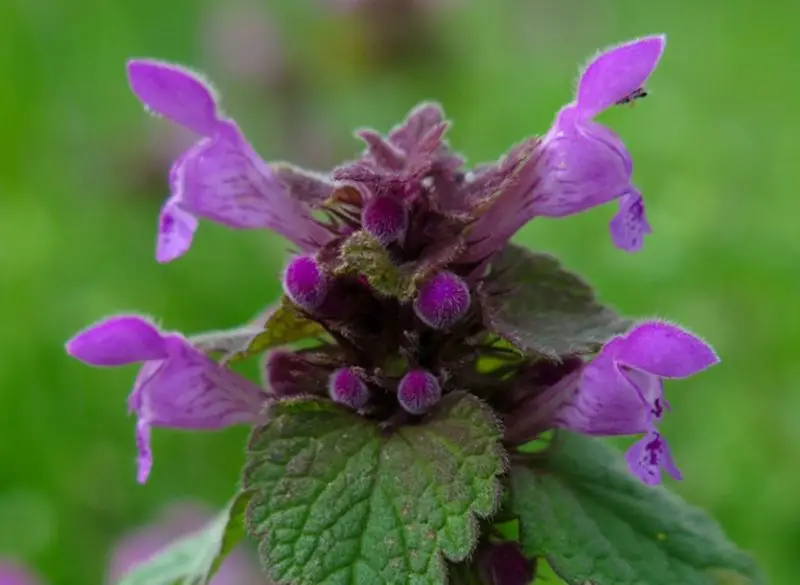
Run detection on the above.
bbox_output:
[67,33,719,493]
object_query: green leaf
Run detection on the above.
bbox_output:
[190,300,325,362]
[220,298,326,364]
[483,244,630,359]
[118,493,251,585]
[190,327,264,357]
[334,230,415,299]
[510,433,764,585]
[243,392,506,585]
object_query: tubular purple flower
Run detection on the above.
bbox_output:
[328,367,370,409]
[66,315,267,483]
[282,255,328,312]
[413,271,471,330]
[549,321,718,484]
[464,35,665,265]
[535,35,665,247]
[397,369,442,415]
[126,60,333,262]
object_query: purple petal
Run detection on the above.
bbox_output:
[553,340,653,436]
[135,418,153,484]
[178,121,331,251]
[609,190,651,252]
[576,35,666,118]
[533,113,633,218]
[625,431,682,485]
[126,60,220,136]
[357,129,405,170]
[617,321,720,378]
[66,315,167,366]
[156,198,199,263]
[0,561,43,585]
[388,102,446,153]
[129,335,267,481]
[618,367,666,422]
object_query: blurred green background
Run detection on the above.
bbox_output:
[1,0,797,583]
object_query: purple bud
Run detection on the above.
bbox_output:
[397,369,441,415]
[283,255,328,312]
[477,541,536,585]
[362,196,408,245]
[413,271,470,329]
[328,368,370,409]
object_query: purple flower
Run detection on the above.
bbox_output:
[107,502,263,585]
[464,35,665,265]
[66,315,267,483]
[506,321,718,484]
[0,561,42,585]
[126,60,334,262]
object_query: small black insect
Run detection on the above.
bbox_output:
[615,87,648,106]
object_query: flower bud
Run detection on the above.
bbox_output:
[476,541,536,585]
[413,271,470,330]
[328,367,370,410]
[362,196,408,246]
[282,255,327,312]
[397,369,441,415]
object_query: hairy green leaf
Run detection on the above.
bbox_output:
[483,245,630,359]
[510,433,763,585]
[243,393,505,585]
[334,230,415,299]
[220,298,326,364]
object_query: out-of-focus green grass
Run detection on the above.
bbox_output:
[1,0,797,583]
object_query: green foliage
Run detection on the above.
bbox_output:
[483,244,631,358]
[335,230,416,299]
[118,495,249,585]
[243,393,505,585]
[191,298,326,363]
[510,433,763,585]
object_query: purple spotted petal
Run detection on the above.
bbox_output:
[625,431,682,485]
[617,321,720,378]
[178,121,331,251]
[609,190,652,251]
[126,60,220,135]
[576,35,666,118]
[66,315,168,366]
[0,561,43,585]
[130,335,267,483]
[156,197,199,263]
